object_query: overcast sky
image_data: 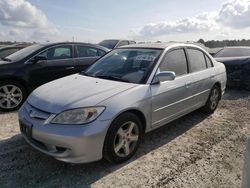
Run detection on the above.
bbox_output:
[0,0,250,43]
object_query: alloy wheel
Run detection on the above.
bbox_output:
[210,88,219,110]
[113,121,139,157]
[0,84,23,110]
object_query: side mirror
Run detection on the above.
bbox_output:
[151,71,176,85]
[28,56,47,64]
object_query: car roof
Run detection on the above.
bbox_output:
[37,42,110,52]
[118,42,205,50]
[100,39,135,42]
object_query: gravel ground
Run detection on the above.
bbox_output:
[0,89,249,188]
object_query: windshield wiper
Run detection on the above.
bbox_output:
[81,71,90,76]
[95,75,130,83]
[1,57,11,62]
[80,71,97,78]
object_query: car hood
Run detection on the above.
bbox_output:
[215,56,250,66]
[28,74,138,114]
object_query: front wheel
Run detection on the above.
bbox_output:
[202,85,221,114]
[103,113,143,164]
[0,81,27,112]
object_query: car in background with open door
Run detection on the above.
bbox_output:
[0,42,109,112]
[98,39,136,50]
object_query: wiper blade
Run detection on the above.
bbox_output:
[95,75,130,83]
[80,71,96,77]
[80,71,90,76]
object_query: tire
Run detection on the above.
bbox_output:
[0,80,27,112]
[202,85,221,114]
[103,112,143,164]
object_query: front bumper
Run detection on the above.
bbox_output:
[18,104,111,164]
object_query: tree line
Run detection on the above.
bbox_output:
[0,41,35,45]
[1,39,250,49]
[198,39,250,48]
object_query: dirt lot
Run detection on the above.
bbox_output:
[0,89,250,188]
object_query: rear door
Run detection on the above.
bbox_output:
[186,48,215,106]
[28,45,77,88]
[150,48,194,128]
[74,45,106,72]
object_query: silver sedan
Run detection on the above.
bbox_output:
[19,43,227,164]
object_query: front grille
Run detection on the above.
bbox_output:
[25,103,51,120]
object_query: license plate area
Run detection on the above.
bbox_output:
[19,120,33,138]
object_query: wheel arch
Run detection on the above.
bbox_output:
[109,108,147,135]
[214,82,222,100]
[0,77,30,93]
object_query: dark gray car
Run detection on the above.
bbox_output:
[0,42,109,111]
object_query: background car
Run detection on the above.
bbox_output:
[0,43,30,59]
[214,47,250,90]
[208,47,223,57]
[19,43,226,164]
[98,39,136,50]
[0,42,109,111]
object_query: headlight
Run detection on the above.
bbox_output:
[50,107,105,125]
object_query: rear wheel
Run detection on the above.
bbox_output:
[0,81,27,112]
[203,85,220,114]
[103,113,143,163]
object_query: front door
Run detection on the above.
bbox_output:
[28,45,77,88]
[151,48,194,128]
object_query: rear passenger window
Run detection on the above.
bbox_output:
[205,55,213,68]
[187,49,207,72]
[76,46,105,57]
[160,49,188,78]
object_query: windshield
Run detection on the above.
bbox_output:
[98,40,119,49]
[84,48,162,84]
[215,48,250,58]
[6,44,43,62]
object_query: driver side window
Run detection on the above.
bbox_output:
[160,48,188,79]
[37,45,73,60]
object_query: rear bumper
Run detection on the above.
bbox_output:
[19,105,111,164]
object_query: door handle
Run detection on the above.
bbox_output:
[65,66,75,70]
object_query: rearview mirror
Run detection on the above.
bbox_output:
[28,56,47,64]
[151,71,176,84]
